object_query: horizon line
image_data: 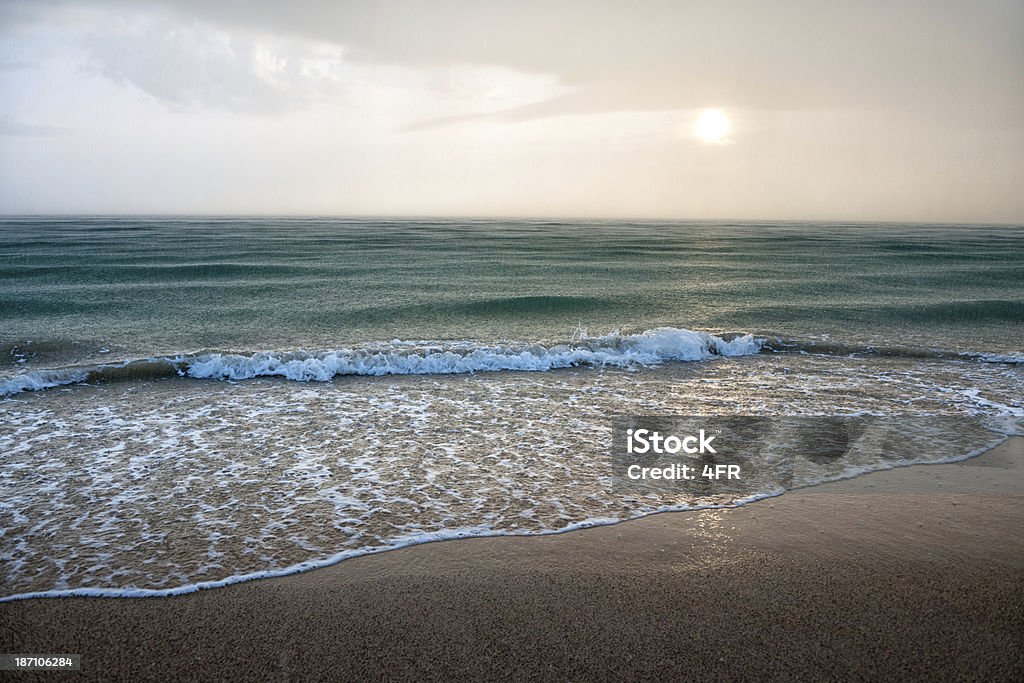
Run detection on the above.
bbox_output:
[0,213,1021,227]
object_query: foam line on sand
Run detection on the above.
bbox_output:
[2,438,1022,681]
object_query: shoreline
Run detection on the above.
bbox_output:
[3,438,1022,680]
[0,430,1012,604]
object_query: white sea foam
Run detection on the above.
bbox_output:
[184,328,761,381]
[6,421,1013,604]
[5,329,1021,399]
[1,351,1020,601]
[0,368,89,395]
[0,494,783,602]
[0,327,762,396]
[975,352,1024,364]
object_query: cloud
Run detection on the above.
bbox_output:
[0,59,36,70]
[49,0,1024,127]
[0,114,70,137]
[3,0,1022,126]
[2,2,572,120]
[80,16,354,113]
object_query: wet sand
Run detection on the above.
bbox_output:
[3,438,1022,681]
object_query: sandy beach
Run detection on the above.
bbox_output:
[3,437,1022,681]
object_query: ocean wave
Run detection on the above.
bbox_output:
[0,327,761,396]
[761,338,1024,364]
[4,328,1021,398]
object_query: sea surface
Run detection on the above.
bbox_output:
[1,217,1022,599]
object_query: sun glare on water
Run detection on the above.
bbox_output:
[694,109,731,144]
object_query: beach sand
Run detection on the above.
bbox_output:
[2,438,1022,681]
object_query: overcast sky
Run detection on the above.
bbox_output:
[1,0,1021,221]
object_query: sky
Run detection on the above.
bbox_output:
[0,0,1022,222]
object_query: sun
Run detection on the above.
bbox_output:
[694,109,731,144]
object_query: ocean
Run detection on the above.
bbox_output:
[1,217,1022,599]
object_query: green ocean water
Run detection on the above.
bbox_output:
[1,217,1023,599]
[1,217,1022,372]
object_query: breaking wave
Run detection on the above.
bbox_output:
[0,327,761,396]
[4,326,1021,399]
